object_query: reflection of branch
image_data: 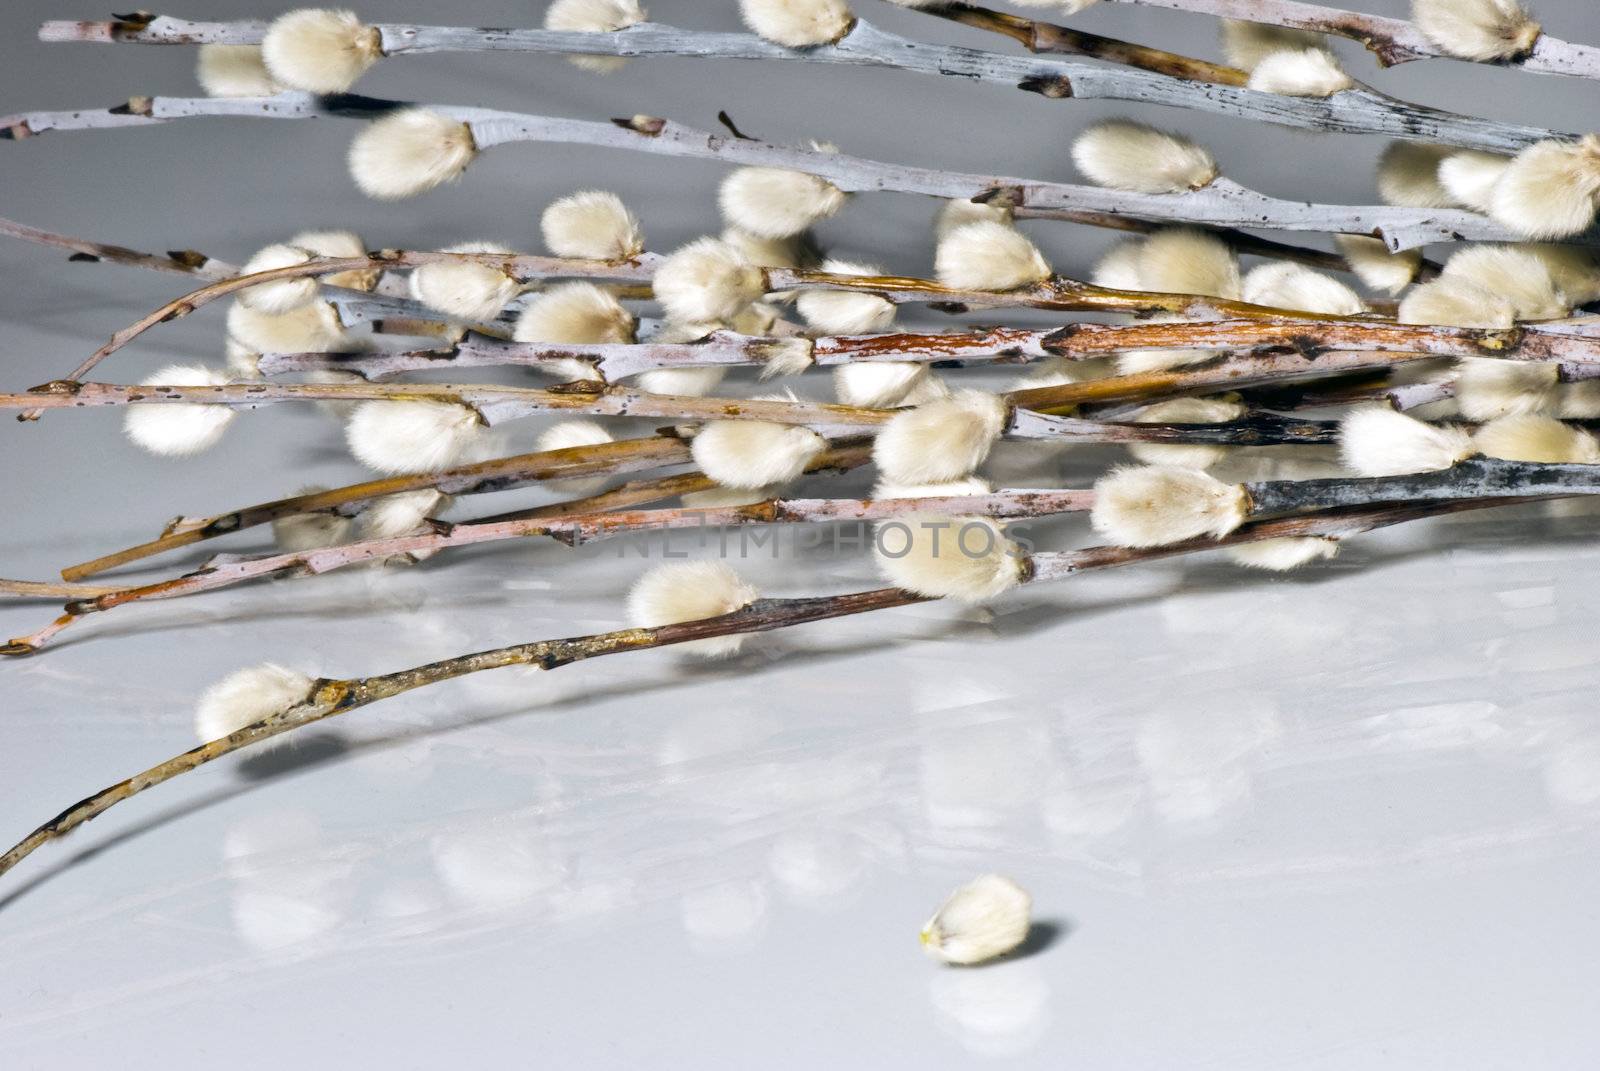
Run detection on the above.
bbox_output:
[0,494,1550,882]
[1,94,1547,252]
[34,16,1571,152]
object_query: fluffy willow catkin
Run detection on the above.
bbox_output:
[739,0,855,48]
[193,663,317,747]
[1071,120,1218,194]
[920,874,1033,965]
[541,190,644,260]
[544,0,647,73]
[123,365,237,457]
[626,561,760,659]
[261,8,382,94]
[348,109,477,200]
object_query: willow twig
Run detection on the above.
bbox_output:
[1,94,1551,253]
[33,16,1571,153]
[1242,457,1600,516]
[0,578,120,599]
[1008,205,1440,289]
[62,436,696,580]
[0,376,1346,460]
[0,492,1550,883]
[1099,0,1600,79]
[16,469,1101,653]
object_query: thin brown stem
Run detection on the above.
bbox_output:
[926,1,1249,85]
[62,436,695,580]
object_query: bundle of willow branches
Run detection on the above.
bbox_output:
[4,0,1600,893]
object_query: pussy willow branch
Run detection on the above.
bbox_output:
[0,378,1343,457]
[36,16,1569,155]
[262,308,1599,388]
[1243,457,1600,516]
[1007,205,1440,289]
[917,0,1561,155]
[1100,0,1600,79]
[17,249,659,414]
[63,436,696,580]
[0,493,1547,883]
[11,473,1090,653]
[24,238,1568,412]
[919,0,1246,84]
[0,578,119,599]
[1,95,1546,253]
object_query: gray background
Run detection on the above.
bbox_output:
[4,1,1600,1067]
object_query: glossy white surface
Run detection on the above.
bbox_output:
[4,1,1600,1067]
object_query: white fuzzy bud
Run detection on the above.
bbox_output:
[719,167,847,239]
[872,475,991,500]
[795,258,895,335]
[515,281,633,380]
[875,515,1024,602]
[935,197,1012,239]
[544,0,646,73]
[1437,150,1511,213]
[1137,227,1241,299]
[1091,466,1250,547]
[1453,357,1560,421]
[541,190,644,260]
[261,8,381,93]
[1440,245,1570,321]
[226,299,348,354]
[637,366,728,397]
[1242,261,1366,315]
[1225,537,1340,571]
[1521,243,1600,304]
[1377,142,1454,208]
[1334,234,1421,295]
[348,109,477,201]
[680,485,775,508]
[738,0,855,48]
[345,400,485,474]
[692,420,827,489]
[516,281,634,346]
[1338,406,1476,476]
[1399,275,1515,328]
[873,390,1007,485]
[834,361,940,409]
[535,419,615,495]
[919,875,1032,965]
[1474,413,1600,463]
[272,488,355,553]
[1488,135,1600,240]
[935,222,1051,292]
[722,227,811,269]
[410,242,521,322]
[123,364,237,457]
[236,243,318,314]
[653,238,766,323]
[1412,0,1541,62]
[626,561,760,658]
[1127,396,1246,470]
[1092,239,1145,291]
[196,45,280,97]
[360,488,450,544]
[290,228,378,291]
[194,663,316,746]
[1220,19,1325,71]
[1246,48,1353,96]
[1071,120,1218,194]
